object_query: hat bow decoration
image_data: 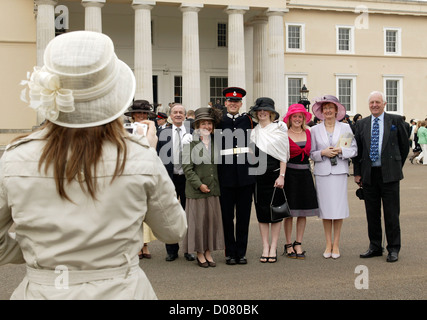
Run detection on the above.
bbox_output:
[20,66,75,122]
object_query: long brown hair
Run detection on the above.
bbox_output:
[34,119,128,201]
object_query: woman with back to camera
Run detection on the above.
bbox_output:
[310,95,357,259]
[0,31,187,299]
[282,104,319,260]
[250,97,289,263]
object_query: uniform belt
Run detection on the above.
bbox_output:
[220,147,250,156]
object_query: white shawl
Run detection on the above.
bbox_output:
[250,121,290,163]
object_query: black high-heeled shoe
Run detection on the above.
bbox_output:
[283,243,296,259]
[293,241,306,260]
[267,250,277,263]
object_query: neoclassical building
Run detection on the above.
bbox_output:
[1,0,427,147]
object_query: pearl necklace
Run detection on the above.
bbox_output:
[289,127,303,134]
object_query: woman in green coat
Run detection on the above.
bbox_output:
[182,107,224,267]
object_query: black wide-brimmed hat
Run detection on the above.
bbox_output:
[249,97,280,121]
[124,100,155,118]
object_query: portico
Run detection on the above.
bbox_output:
[33,0,287,114]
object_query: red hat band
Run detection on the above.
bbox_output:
[225,91,243,99]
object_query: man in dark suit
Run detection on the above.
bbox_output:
[217,87,256,265]
[353,91,409,262]
[157,104,194,262]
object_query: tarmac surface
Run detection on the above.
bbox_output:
[0,155,426,301]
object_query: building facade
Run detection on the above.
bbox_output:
[1,0,427,147]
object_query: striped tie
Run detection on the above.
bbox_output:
[369,117,379,162]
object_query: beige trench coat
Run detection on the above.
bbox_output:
[0,128,187,299]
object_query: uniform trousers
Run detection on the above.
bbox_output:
[363,167,401,254]
[220,184,254,259]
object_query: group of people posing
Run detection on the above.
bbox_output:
[0,31,409,299]
[126,86,409,267]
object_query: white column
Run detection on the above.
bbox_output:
[244,24,253,108]
[180,4,203,110]
[82,0,105,33]
[252,16,269,100]
[266,8,288,116]
[34,0,57,124]
[226,6,248,110]
[132,1,155,102]
[35,0,57,67]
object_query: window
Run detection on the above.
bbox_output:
[383,76,403,113]
[288,78,303,106]
[336,74,357,114]
[336,26,354,54]
[338,79,352,111]
[174,76,182,104]
[210,77,228,104]
[217,23,227,47]
[384,28,401,55]
[286,23,305,52]
[386,80,398,112]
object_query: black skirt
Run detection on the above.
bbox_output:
[254,154,285,223]
[284,155,319,217]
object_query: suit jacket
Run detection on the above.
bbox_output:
[353,112,409,184]
[310,121,358,176]
[156,125,193,179]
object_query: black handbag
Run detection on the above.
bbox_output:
[270,187,291,222]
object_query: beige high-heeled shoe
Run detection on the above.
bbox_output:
[323,251,332,259]
[332,253,341,259]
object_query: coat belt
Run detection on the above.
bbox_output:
[25,255,139,286]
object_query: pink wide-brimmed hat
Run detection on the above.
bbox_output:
[283,104,312,124]
[312,95,346,121]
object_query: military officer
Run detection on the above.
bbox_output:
[217,87,256,265]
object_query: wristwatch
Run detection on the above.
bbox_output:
[280,173,285,177]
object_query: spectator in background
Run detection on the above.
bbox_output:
[414,120,427,165]
[351,113,363,133]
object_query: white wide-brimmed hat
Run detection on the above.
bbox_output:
[20,31,135,128]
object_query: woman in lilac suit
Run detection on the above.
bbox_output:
[310,96,357,259]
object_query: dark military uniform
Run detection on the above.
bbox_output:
[217,110,256,263]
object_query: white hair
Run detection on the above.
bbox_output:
[368,91,387,103]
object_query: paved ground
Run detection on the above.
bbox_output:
[1,155,426,301]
